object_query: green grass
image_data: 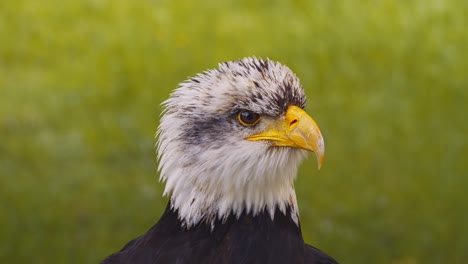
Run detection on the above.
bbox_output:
[1,0,467,263]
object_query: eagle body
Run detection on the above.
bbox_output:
[103,204,336,264]
[102,58,337,264]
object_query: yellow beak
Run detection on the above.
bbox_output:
[246,105,325,169]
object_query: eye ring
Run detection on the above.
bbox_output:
[237,111,261,126]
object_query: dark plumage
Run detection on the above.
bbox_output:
[102,204,337,264]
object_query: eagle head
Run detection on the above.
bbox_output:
[157,57,324,228]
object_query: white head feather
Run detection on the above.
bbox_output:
[157,57,309,228]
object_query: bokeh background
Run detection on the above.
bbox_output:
[1,0,467,263]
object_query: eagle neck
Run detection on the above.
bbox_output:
[159,202,303,238]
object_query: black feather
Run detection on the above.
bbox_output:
[102,203,338,264]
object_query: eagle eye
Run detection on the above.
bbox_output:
[237,111,261,126]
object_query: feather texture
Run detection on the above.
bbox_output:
[157,58,308,228]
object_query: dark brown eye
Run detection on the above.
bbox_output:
[237,111,261,126]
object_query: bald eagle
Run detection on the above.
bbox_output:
[102,58,337,264]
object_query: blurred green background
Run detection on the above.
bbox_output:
[1,0,467,263]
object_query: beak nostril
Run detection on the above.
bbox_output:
[290,119,298,126]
